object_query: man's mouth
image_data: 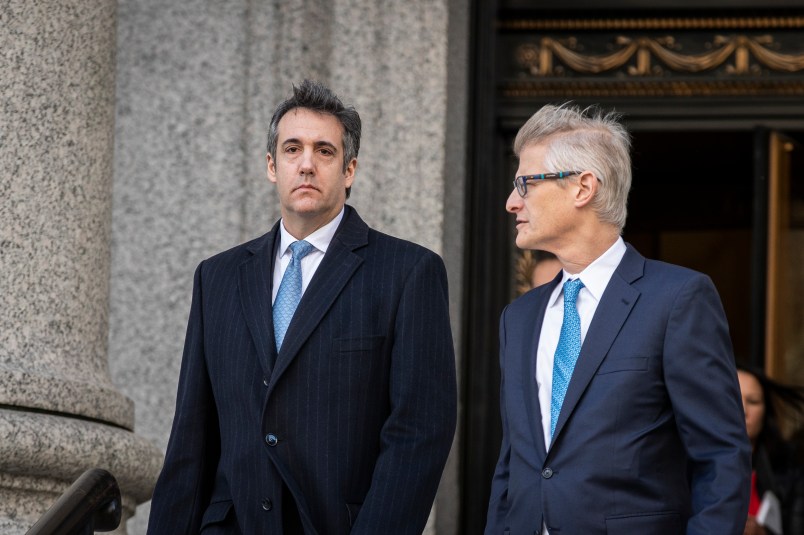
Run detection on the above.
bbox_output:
[294,184,319,193]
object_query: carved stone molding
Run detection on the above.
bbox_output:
[517,35,804,77]
[500,16,804,98]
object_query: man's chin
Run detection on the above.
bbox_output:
[288,200,322,214]
[515,234,537,250]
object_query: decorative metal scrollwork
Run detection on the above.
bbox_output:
[517,34,804,77]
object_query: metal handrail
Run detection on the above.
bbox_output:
[26,468,122,535]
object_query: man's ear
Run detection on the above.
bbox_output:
[574,171,598,208]
[266,153,277,184]
[344,158,357,188]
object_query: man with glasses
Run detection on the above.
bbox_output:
[485,103,750,535]
[148,80,456,535]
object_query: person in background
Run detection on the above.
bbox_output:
[515,250,563,295]
[147,80,457,535]
[485,103,751,535]
[738,365,804,535]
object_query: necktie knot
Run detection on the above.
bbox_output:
[563,278,584,304]
[289,240,314,261]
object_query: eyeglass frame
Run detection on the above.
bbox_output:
[513,171,586,197]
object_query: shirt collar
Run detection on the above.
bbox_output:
[278,207,345,257]
[547,237,627,307]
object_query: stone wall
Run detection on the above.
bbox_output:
[1,2,161,533]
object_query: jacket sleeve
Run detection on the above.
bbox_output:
[662,273,752,535]
[351,250,457,535]
[485,305,511,534]
[147,262,220,535]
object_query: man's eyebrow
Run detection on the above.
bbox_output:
[313,140,338,152]
[281,138,339,152]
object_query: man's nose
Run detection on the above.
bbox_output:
[299,148,314,173]
[506,188,522,213]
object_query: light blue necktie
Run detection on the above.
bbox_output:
[550,278,585,440]
[273,240,314,350]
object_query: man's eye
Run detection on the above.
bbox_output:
[285,146,300,153]
[319,148,334,156]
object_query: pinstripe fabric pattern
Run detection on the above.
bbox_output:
[147,206,457,535]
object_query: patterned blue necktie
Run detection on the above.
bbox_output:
[273,240,314,350]
[550,278,585,441]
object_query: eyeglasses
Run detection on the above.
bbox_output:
[513,171,582,197]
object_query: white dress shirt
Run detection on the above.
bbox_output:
[271,208,344,304]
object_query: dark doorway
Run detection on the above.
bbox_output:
[626,130,755,361]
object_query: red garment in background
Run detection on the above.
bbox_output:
[749,470,761,517]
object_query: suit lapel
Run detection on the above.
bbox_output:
[238,221,281,379]
[523,279,559,461]
[551,245,644,444]
[267,206,368,394]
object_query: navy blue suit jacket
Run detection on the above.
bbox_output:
[485,244,751,535]
[148,206,457,534]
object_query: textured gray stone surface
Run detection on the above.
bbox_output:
[0,0,125,425]
[109,1,467,533]
[1,2,161,532]
[110,0,248,447]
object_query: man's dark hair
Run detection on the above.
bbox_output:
[267,80,361,199]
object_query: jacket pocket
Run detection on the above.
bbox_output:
[200,500,234,530]
[597,356,648,375]
[605,511,680,534]
[332,335,385,353]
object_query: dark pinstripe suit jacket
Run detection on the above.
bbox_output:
[147,206,457,535]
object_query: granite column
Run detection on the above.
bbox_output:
[0,2,161,533]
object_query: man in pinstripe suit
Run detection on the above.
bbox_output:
[147,80,457,535]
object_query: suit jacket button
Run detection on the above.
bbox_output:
[262,498,273,511]
[263,376,269,387]
[541,467,553,479]
[265,433,278,446]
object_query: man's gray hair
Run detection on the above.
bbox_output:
[514,103,632,232]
